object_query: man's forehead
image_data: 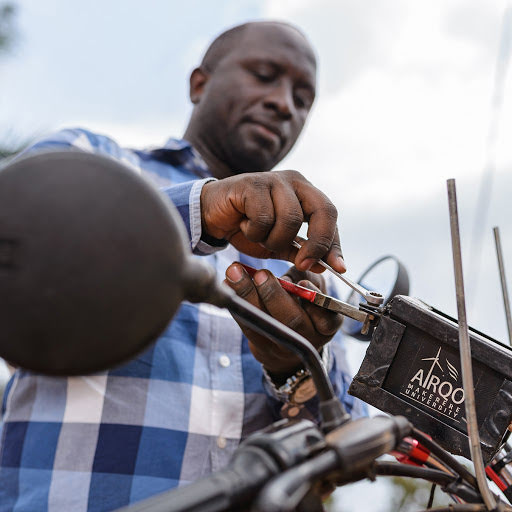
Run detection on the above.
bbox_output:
[240,23,316,65]
[219,23,316,80]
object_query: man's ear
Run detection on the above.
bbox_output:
[189,67,210,104]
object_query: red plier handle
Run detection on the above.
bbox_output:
[240,263,318,303]
[239,263,372,324]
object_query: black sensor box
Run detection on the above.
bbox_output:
[349,295,512,461]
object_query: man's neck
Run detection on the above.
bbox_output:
[182,129,233,180]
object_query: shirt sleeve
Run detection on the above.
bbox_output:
[19,128,227,256]
[160,179,228,256]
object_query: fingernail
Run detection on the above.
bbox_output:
[254,270,268,285]
[226,264,244,283]
[302,258,316,271]
[337,256,347,272]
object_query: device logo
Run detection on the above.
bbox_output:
[400,346,465,423]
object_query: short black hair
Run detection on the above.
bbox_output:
[200,23,249,72]
[200,21,309,72]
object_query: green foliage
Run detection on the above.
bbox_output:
[387,477,448,511]
[0,3,22,160]
[0,129,28,162]
[325,476,452,511]
[0,2,16,53]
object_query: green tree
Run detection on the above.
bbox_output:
[0,2,26,160]
[387,477,449,511]
[0,2,16,54]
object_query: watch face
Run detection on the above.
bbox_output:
[290,377,317,404]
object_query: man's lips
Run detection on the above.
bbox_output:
[245,120,285,147]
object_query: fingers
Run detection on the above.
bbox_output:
[281,268,341,336]
[225,263,341,374]
[251,184,304,251]
[291,177,345,273]
[239,174,304,251]
[250,270,318,337]
[322,231,346,273]
[225,263,264,308]
[239,179,277,243]
[281,266,326,292]
[225,263,302,373]
[201,170,346,272]
[295,279,342,337]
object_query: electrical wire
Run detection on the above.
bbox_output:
[376,462,460,487]
[416,505,488,512]
[427,456,459,475]
[412,428,478,489]
[428,484,437,509]
[376,461,483,504]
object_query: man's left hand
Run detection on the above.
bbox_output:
[225,263,342,375]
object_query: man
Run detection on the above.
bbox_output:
[0,21,365,511]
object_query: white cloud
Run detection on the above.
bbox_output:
[263,0,405,92]
[52,118,186,149]
[264,0,512,342]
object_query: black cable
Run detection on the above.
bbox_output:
[412,427,478,489]
[376,462,459,487]
[428,484,437,508]
[375,462,482,504]
[416,505,487,512]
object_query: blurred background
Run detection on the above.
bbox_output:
[1,1,511,510]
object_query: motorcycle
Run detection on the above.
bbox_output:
[1,151,511,512]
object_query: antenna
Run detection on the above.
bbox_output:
[447,178,496,510]
[468,5,512,310]
[493,226,512,345]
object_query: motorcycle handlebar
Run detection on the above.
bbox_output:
[117,447,279,512]
[255,415,412,512]
[116,419,326,512]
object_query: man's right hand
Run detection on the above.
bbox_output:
[225,263,342,375]
[200,170,346,274]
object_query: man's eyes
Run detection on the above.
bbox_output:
[251,66,276,81]
[294,90,314,110]
[248,64,314,109]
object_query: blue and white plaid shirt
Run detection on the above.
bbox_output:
[0,128,366,512]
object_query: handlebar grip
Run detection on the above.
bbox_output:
[255,416,412,512]
[116,447,279,512]
[325,415,412,475]
[118,419,325,512]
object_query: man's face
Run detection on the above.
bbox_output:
[193,24,317,173]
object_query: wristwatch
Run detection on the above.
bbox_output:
[278,369,317,417]
[263,345,330,418]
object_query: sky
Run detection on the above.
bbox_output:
[1,1,512,509]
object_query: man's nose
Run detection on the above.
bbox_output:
[263,81,294,119]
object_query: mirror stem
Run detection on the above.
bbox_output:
[187,279,351,433]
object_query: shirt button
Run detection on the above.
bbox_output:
[219,355,231,368]
[217,436,227,449]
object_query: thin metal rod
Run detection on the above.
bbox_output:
[447,179,496,511]
[493,226,512,345]
[291,240,384,305]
